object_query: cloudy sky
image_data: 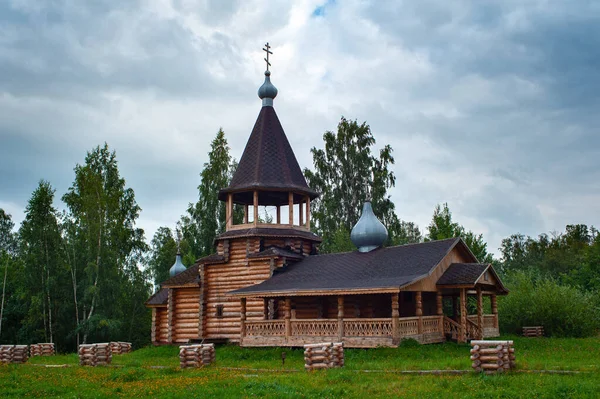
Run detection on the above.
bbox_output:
[1,0,599,257]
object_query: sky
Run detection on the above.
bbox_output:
[1,0,599,257]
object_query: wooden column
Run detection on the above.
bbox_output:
[226,194,232,228]
[416,291,423,334]
[298,199,304,226]
[228,194,234,228]
[337,296,344,340]
[244,204,249,224]
[198,265,205,339]
[167,288,174,343]
[263,298,269,320]
[288,192,294,225]
[253,191,259,226]
[491,294,498,329]
[436,291,443,334]
[391,293,400,342]
[240,298,247,338]
[306,196,311,229]
[284,298,292,339]
[459,288,467,343]
[476,287,484,339]
[276,205,281,224]
[151,308,157,343]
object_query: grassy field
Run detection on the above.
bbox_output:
[1,336,598,398]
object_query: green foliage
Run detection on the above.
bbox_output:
[498,272,600,337]
[426,203,493,263]
[62,143,150,348]
[147,226,191,286]
[305,117,421,253]
[182,129,243,258]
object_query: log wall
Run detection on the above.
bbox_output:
[154,308,168,343]
[172,288,201,343]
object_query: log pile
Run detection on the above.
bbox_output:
[30,343,55,357]
[78,343,112,366]
[522,326,544,337]
[303,342,344,370]
[0,345,29,364]
[179,344,215,368]
[109,342,132,355]
[470,340,515,374]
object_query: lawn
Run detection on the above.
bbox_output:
[1,336,599,398]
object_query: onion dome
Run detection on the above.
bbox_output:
[258,70,278,106]
[351,201,388,253]
[169,252,187,277]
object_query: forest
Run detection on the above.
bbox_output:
[1,118,598,352]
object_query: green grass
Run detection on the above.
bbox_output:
[4,336,599,398]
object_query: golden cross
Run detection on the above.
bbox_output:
[263,42,273,71]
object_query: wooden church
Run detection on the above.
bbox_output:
[145,47,508,347]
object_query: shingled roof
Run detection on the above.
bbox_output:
[230,238,465,296]
[216,227,321,242]
[437,263,488,286]
[218,106,318,204]
[145,288,168,306]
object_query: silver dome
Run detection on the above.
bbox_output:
[169,253,187,277]
[350,201,388,253]
[258,70,278,106]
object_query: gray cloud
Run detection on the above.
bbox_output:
[1,0,599,257]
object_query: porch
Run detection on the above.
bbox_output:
[238,290,500,348]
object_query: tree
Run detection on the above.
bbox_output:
[427,203,493,263]
[18,180,64,344]
[183,129,243,258]
[62,143,149,345]
[305,117,419,253]
[0,209,16,339]
[148,226,191,287]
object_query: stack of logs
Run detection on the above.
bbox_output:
[470,340,515,374]
[0,345,29,364]
[522,326,544,337]
[179,344,215,368]
[304,342,344,370]
[109,342,132,355]
[30,343,55,357]
[78,343,112,366]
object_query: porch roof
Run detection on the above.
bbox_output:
[229,238,463,297]
[437,263,509,293]
[145,288,168,306]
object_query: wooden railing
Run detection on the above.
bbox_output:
[466,318,482,340]
[422,315,442,334]
[467,315,497,329]
[344,318,393,337]
[443,316,460,339]
[398,317,419,336]
[291,319,338,336]
[245,320,285,337]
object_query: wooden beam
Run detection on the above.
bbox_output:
[276,205,281,224]
[167,288,174,344]
[416,291,423,334]
[491,294,498,329]
[226,194,233,229]
[436,292,443,316]
[151,308,157,343]
[263,298,269,320]
[337,296,344,340]
[476,287,484,340]
[306,196,311,229]
[459,288,467,343]
[240,298,247,338]
[284,298,291,338]
[288,192,294,225]
[253,191,259,226]
[244,204,249,224]
[391,293,400,342]
[298,199,304,226]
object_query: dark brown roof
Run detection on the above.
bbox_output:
[160,254,226,287]
[218,106,318,204]
[146,288,168,306]
[216,227,322,242]
[247,246,304,260]
[230,238,464,296]
[437,263,488,286]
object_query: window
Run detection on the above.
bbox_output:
[216,304,224,318]
[484,271,490,282]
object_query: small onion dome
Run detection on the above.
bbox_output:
[351,201,388,253]
[169,253,187,277]
[258,70,278,106]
